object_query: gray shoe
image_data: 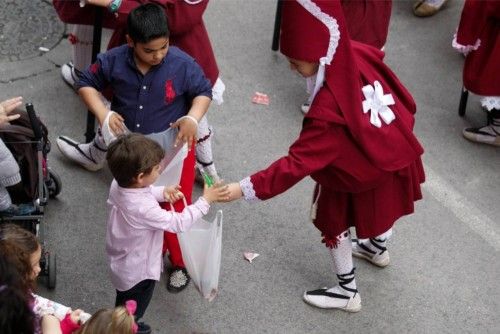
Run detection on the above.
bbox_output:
[56,136,106,171]
[462,124,500,147]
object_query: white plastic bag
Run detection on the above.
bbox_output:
[145,127,187,186]
[178,210,223,301]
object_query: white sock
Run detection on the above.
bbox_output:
[357,228,392,254]
[196,116,218,177]
[79,131,107,164]
[328,230,357,297]
[71,24,94,72]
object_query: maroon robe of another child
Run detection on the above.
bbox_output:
[455,0,500,97]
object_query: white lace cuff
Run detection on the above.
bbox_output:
[452,34,480,55]
[480,96,500,111]
[239,177,259,202]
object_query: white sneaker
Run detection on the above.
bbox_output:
[56,136,106,171]
[300,102,310,114]
[303,286,361,312]
[352,239,390,267]
[61,62,81,90]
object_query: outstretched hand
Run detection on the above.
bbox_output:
[202,181,231,204]
[0,96,22,125]
[219,182,243,203]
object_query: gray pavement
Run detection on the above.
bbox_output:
[1,0,499,333]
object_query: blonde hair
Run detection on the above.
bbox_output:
[77,306,135,334]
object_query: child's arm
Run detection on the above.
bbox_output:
[32,293,71,321]
[170,59,212,149]
[76,54,127,135]
[41,314,63,334]
[78,87,111,125]
[171,95,211,149]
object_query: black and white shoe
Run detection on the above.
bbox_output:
[300,102,310,114]
[352,238,390,267]
[303,270,361,312]
[56,136,106,171]
[61,62,81,90]
[462,123,500,147]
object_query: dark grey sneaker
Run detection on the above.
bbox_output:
[137,322,152,334]
[462,124,500,147]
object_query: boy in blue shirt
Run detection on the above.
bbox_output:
[57,3,212,297]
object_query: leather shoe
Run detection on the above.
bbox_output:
[413,0,448,17]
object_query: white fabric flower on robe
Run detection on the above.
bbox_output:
[362,81,396,128]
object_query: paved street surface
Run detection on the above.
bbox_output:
[0,0,498,333]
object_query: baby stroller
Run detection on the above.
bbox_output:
[0,103,61,289]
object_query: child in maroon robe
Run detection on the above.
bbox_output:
[453,0,500,147]
[225,0,425,312]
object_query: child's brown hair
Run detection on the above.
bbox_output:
[106,133,165,188]
[0,224,40,289]
[77,306,135,334]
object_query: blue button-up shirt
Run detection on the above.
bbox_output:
[77,45,212,135]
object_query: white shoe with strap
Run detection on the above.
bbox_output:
[56,135,106,171]
[303,269,361,312]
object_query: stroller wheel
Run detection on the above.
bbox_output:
[46,168,62,198]
[47,252,57,289]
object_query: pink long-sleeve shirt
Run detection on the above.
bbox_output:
[106,180,209,291]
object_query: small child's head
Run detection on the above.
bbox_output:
[0,224,41,285]
[126,3,170,67]
[106,133,165,188]
[0,253,36,334]
[287,57,319,78]
[77,302,137,334]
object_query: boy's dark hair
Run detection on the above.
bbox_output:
[106,133,165,188]
[127,3,170,43]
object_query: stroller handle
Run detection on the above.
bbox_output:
[25,103,43,140]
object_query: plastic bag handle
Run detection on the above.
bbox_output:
[167,197,188,211]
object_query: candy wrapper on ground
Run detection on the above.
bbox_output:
[243,252,260,263]
[252,92,270,105]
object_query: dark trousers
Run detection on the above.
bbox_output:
[115,279,156,321]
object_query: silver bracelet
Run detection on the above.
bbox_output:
[178,115,199,126]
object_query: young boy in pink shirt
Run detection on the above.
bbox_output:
[105,133,229,334]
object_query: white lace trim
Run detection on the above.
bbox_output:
[297,0,340,104]
[452,34,481,55]
[240,177,259,202]
[480,96,500,111]
[297,0,339,66]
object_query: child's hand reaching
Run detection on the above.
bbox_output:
[202,181,231,204]
[164,185,184,203]
[221,182,243,202]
